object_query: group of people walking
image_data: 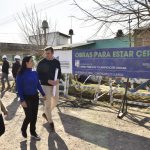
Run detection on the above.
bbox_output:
[0,47,61,140]
[1,54,21,92]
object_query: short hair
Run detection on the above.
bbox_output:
[44,47,54,53]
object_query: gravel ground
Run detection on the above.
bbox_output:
[0,91,150,150]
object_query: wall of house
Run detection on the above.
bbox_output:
[47,33,69,46]
[93,37,133,49]
[58,35,69,46]
[74,44,96,50]
[0,50,33,62]
[29,33,69,47]
[47,33,57,46]
[74,37,133,50]
[134,29,150,47]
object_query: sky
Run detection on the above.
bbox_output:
[0,0,119,44]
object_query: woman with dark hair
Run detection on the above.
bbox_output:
[16,55,46,140]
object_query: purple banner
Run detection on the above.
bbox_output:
[72,46,150,79]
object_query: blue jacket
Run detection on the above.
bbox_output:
[16,68,45,102]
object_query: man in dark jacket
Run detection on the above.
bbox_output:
[1,55,10,91]
[12,55,21,79]
[12,55,21,92]
[37,47,61,132]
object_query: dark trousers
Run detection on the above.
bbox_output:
[21,94,39,135]
[0,114,5,136]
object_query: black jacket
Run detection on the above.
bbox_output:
[2,60,9,74]
[12,61,21,78]
[37,58,61,86]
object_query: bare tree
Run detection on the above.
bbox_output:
[16,6,57,54]
[17,6,42,51]
[73,0,150,37]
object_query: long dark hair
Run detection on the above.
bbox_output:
[18,55,32,75]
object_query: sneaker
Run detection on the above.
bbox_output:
[21,130,27,138]
[42,113,48,121]
[31,133,41,140]
[50,122,55,132]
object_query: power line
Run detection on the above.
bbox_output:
[0,33,22,34]
[0,0,53,25]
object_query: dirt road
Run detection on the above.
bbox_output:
[0,91,150,150]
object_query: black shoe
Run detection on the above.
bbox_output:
[31,133,41,140]
[50,122,55,132]
[21,130,27,138]
[42,113,48,121]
